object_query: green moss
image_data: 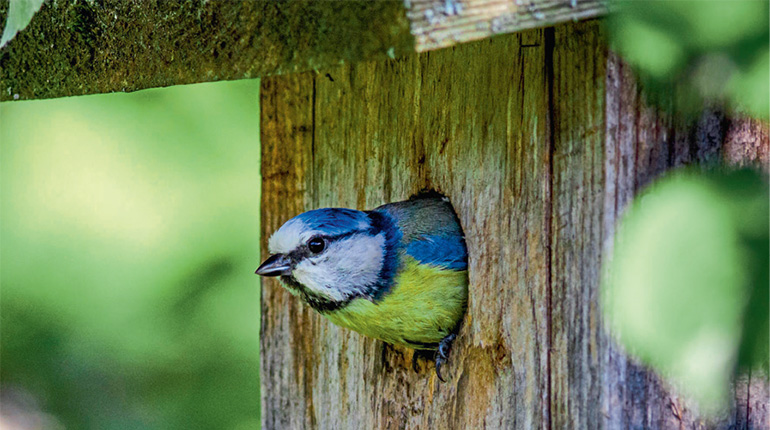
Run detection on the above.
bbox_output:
[0,1,415,101]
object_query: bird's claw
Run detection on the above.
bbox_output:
[434,333,457,383]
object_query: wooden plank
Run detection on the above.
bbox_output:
[260,73,317,429]
[261,29,553,429]
[549,21,607,430]
[0,0,606,101]
[407,0,606,51]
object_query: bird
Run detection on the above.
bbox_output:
[256,192,469,381]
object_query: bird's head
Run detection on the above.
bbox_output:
[256,208,400,311]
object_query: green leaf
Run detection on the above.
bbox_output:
[728,50,770,119]
[603,169,769,414]
[1,0,46,48]
[610,14,683,79]
[607,0,770,119]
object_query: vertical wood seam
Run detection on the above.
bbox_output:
[311,75,318,206]
[633,85,642,193]
[544,25,556,430]
[745,369,751,430]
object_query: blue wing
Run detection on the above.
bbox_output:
[374,194,468,271]
[406,234,468,270]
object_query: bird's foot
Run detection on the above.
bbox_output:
[434,333,457,382]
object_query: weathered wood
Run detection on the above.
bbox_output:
[0,0,606,102]
[407,0,606,51]
[724,116,770,169]
[260,73,318,429]
[262,25,553,429]
[261,19,768,430]
[549,21,607,429]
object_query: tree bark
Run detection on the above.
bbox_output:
[260,19,769,430]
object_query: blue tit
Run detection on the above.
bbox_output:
[256,192,469,380]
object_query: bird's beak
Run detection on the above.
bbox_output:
[255,254,292,277]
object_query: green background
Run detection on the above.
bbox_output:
[1,79,262,430]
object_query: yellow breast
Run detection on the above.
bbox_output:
[323,256,468,349]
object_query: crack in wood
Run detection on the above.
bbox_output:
[544,25,556,430]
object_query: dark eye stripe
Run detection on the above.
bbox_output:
[287,229,370,261]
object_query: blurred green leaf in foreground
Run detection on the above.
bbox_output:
[0,0,45,48]
[607,0,769,118]
[603,168,769,415]
[1,79,261,430]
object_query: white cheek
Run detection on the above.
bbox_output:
[293,233,385,301]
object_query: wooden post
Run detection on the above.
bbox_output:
[260,20,769,429]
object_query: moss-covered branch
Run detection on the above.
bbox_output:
[0,1,414,101]
[0,0,606,101]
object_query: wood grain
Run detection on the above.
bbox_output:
[260,73,317,429]
[260,19,768,430]
[407,0,606,51]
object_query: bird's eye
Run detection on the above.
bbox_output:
[307,237,325,254]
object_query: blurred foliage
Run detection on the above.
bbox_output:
[0,0,45,48]
[605,0,769,415]
[1,79,261,429]
[603,169,769,414]
[607,0,769,119]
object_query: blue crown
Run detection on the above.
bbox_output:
[293,208,371,236]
